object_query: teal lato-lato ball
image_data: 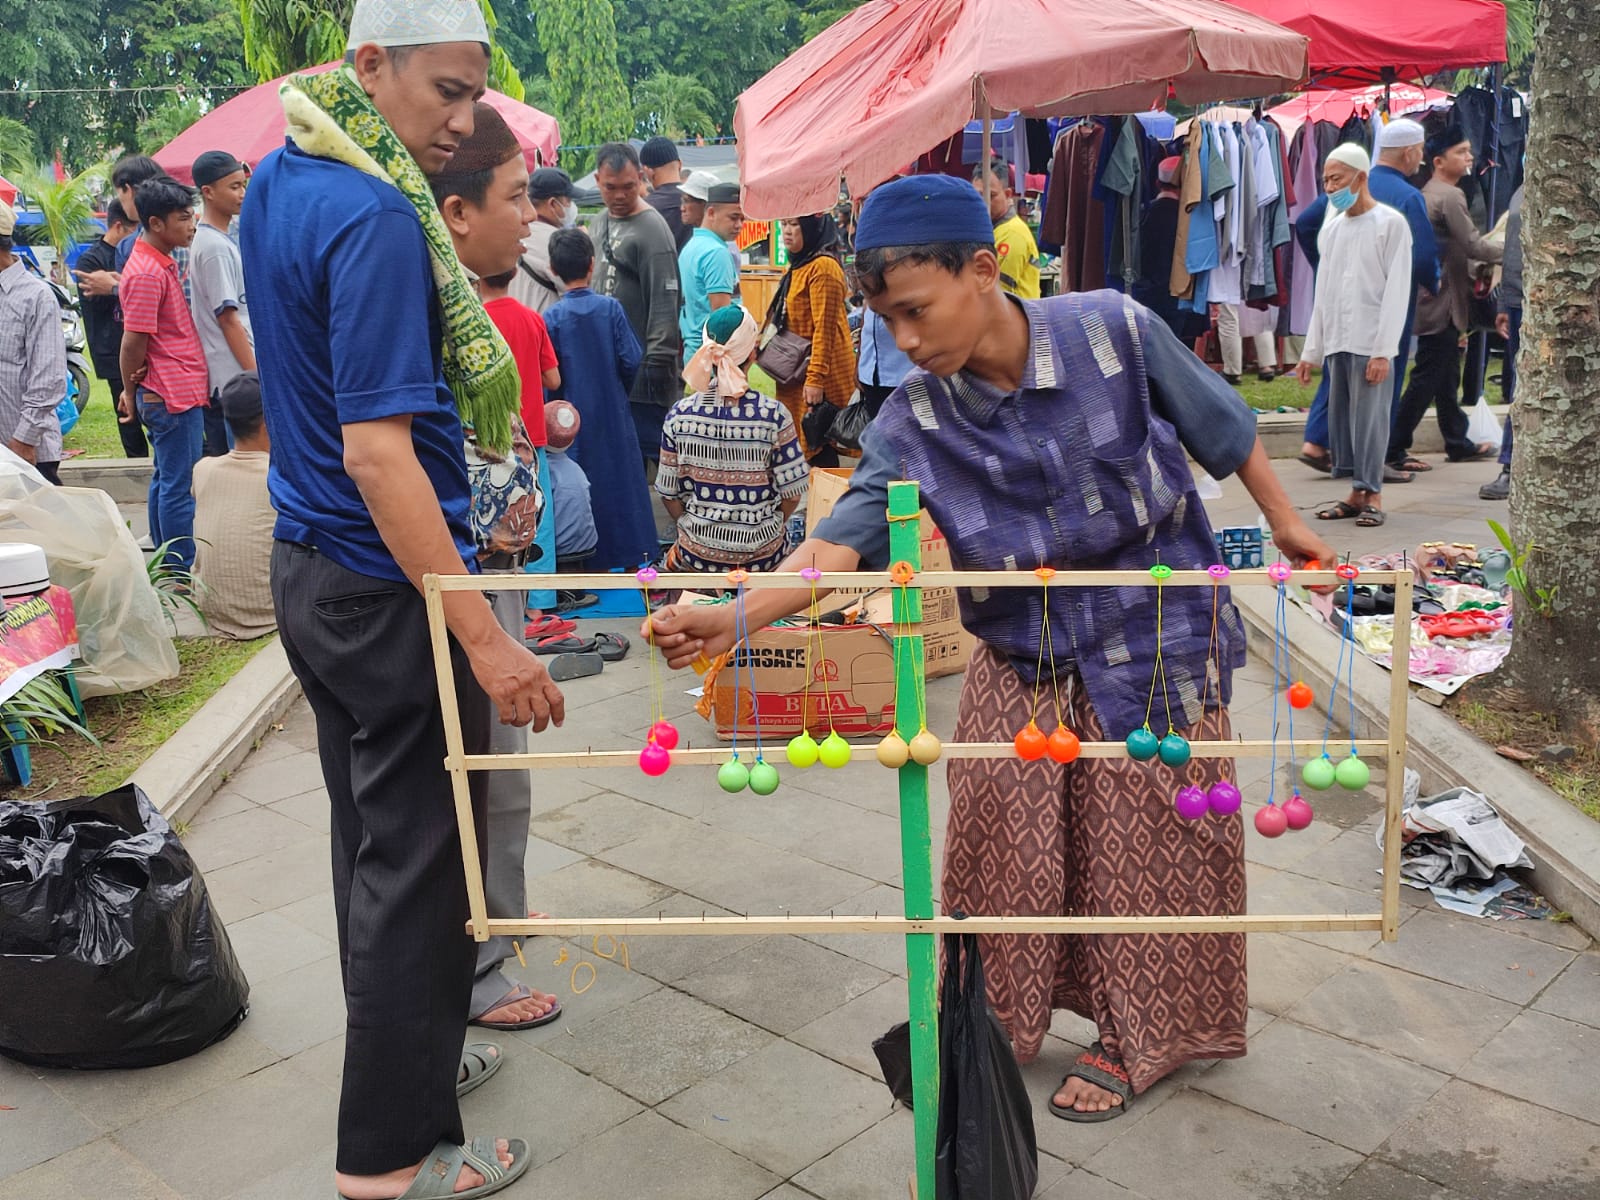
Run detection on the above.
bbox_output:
[1335,755,1371,791]
[1302,756,1337,791]
[1126,728,1160,761]
[1158,734,1191,767]
[718,758,750,793]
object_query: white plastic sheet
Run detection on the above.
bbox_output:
[0,449,178,696]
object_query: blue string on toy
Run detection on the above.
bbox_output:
[1319,574,1356,756]
[1267,579,1290,809]
[734,581,764,761]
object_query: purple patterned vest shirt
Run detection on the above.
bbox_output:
[872,292,1246,739]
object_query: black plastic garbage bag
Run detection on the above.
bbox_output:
[0,785,249,1068]
[934,933,1038,1200]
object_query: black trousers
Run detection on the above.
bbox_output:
[96,367,150,458]
[1390,326,1475,464]
[270,541,489,1175]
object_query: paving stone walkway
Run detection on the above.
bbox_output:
[6,459,1597,1200]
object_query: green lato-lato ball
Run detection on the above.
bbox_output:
[717,758,750,793]
[1126,728,1160,761]
[1301,756,1337,791]
[748,760,780,795]
[1335,755,1371,791]
[1158,734,1191,767]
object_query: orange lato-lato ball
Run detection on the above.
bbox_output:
[1013,721,1048,761]
[1287,681,1315,709]
[1046,725,1081,763]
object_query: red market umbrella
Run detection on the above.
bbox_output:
[1220,0,1506,83]
[0,174,16,208]
[155,63,560,185]
[1266,82,1454,139]
[735,0,1309,219]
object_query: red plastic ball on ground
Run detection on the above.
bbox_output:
[649,721,680,751]
[1287,681,1314,709]
[638,742,671,776]
[1282,793,1315,830]
[1254,804,1289,838]
[1014,722,1048,761]
[1047,725,1081,763]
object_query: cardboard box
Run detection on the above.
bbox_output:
[687,592,898,741]
[804,468,973,680]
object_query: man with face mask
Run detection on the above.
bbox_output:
[507,165,579,314]
[1294,144,1414,527]
[241,3,562,1197]
[1293,118,1439,479]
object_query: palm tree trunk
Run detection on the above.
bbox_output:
[1504,0,1600,745]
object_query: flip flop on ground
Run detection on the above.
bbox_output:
[1356,506,1386,527]
[1298,451,1333,474]
[524,614,576,641]
[547,651,603,681]
[1050,1041,1133,1123]
[1396,457,1432,472]
[593,631,630,662]
[530,634,599,656]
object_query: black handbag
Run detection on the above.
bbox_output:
[757,271,813,386]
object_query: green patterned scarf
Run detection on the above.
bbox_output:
[280,65,518,453]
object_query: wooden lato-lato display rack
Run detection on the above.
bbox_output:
[422,480,1412,1199]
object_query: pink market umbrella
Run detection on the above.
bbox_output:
[1266,82,1454,140]
[735,0,1309,218]
[155,63,560,185]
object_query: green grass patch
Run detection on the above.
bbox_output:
[1235,371,1315,412]
[13,636,273,801]
[1451,689,1600,823]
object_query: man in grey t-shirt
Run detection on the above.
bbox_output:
[189,151,255,456]
[589,141,682,466]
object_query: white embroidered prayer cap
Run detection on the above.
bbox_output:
[347,0,491,51]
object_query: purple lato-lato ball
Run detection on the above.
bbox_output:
[1173,785,1210,821]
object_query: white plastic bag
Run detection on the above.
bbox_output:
[1467,396,1501,446]
[0,450,179,696]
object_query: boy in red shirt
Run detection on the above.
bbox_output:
[118,177,208,570]
[480,269,562,621]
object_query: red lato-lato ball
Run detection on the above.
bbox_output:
[1254,804,1289,838]
[649,721,680,751]
[1282,793,1315,830]
[1287,681,1314,709]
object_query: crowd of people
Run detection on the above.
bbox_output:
[0,0,1541,1194]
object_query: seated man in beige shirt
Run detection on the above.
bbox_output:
[191,370,276,639]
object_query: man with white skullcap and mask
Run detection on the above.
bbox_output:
[1294,144,1414,527]
[240,3,562,1196]
[1294,118,1440,479]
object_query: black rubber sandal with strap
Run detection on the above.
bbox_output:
[1050,1041,1134,1123]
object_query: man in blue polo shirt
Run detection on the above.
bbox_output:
[677,178,743,355]
[1294,119,1440,479]
[240,3,559,1197]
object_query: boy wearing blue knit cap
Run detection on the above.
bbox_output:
[651,172,1334,1122]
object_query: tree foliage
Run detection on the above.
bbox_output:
[10,160,107,263]
[799,0,871,40]
[0,118,37,178]
[537,0,632,170]
[633,71,717,140]
[611,0,799,133]
[235,0,525,97]
[0,0,102,165]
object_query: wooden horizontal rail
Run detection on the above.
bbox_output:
[468,913,1384,938]
[428,568,1406,593]
[455,739,1390,771]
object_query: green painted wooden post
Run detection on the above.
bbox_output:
[887,480,939,1198]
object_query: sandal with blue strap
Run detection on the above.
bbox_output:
[336,1136,529,1199]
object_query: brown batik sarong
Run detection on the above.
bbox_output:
[943,643,1247,1094]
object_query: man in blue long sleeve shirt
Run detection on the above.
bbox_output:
[1295,120,1439,477]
